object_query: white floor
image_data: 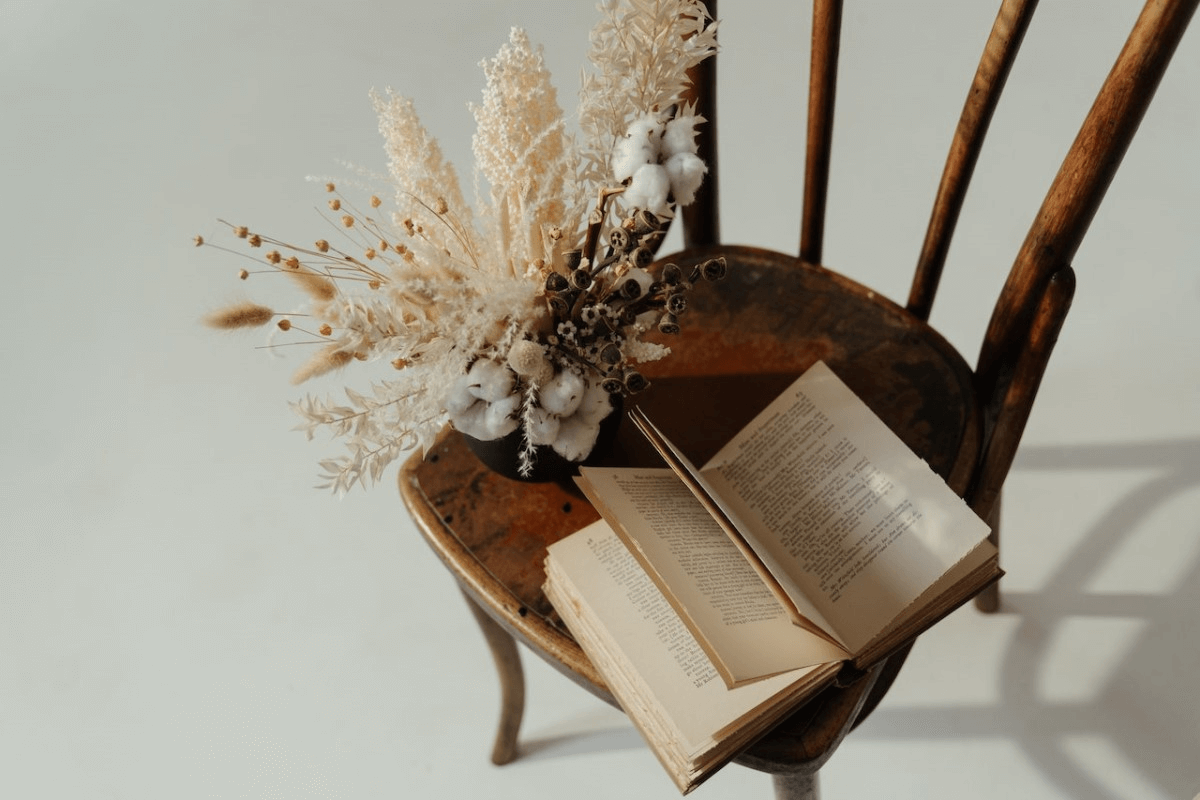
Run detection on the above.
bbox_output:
[2,2,1198,798]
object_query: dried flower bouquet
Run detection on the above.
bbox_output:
[201,0,720,493]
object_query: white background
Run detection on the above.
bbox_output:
[2,1,1198,798]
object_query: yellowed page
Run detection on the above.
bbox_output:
[577,468,850,686]
[544,521,839,793]
[701,361,991,653]
[624,410,840,641]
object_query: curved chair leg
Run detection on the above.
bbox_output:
[773,771,819,800]
[974,495,1002,613]
[460,588,526,765]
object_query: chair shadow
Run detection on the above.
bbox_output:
[852,437,1200,799]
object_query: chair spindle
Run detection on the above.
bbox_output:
[908,0,1039,321]
[682,0,721,249]
[800,0,843,266]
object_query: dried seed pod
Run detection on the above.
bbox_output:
[545,272,569,292]
[600,343,623,365]
[547,294,572,316]
[622,369,649,393]
[666,293,688,315]
[562,249,583,271]
[658,313,681,335]
[630,209,661,236]
[661,263,683,285]
[601,377,625,394]
[569,268,593,291]
[700,257,728,281]
[619,277,643,300]
[592,314,617,336]
[629,246,654,268]
[608,227,631,252]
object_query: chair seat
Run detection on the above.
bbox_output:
[399,245,982,771]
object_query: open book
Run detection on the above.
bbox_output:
[543,361,998,792]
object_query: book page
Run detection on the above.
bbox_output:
[623,409,841,641]
[702,361,990,653]
[544,521,839,792]
[576,468,850,686]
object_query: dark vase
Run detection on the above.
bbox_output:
[461,398,622,484]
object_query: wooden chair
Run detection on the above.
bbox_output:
[398,1,1196,796]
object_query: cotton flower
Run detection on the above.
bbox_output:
[552,416,601,461]
[664,151,706,205]
[611,113,707,214]
[483,394,521,438]
[450,401,491,440]
[465,359,515,402]
[577,380,615,425]
[525,406,561,446]
[539,369,585,416]
[624,163,672,217]
[612,113,663,182]
[661,115,701,158]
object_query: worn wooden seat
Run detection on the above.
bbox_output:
[399,1,1196,796]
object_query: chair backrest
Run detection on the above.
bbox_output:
[681,0,1197,519]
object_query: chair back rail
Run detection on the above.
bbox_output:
[908,0,1039,322]
[976,0,1198,439]
[969,265,1075,521]
[681,6,719,248]
[800,0,843,266]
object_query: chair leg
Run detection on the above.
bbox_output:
[460,588,526,765]
[773,771,819,800]
[974,494,1002,613]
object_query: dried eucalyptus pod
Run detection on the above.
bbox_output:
[629,246,654,268]
[608,227,631,253]
[699,256,728,281]
[569,268,593,291]
[622,369,649,393]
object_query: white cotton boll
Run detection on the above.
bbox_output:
[612,140,654,184]
[665,152,707,206]
[577,381,616,425]
[449,402,491,440]
[466,359,514,402]
[445,374,479,414]
[539,370,585,416]
[612,113,663,182]
[661,116,701,157]
[483,394,521,439]
[624,164,672,217]
[552,416,601,462]
[524,407,561,446]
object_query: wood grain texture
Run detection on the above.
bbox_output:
[908,0,1039,321]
